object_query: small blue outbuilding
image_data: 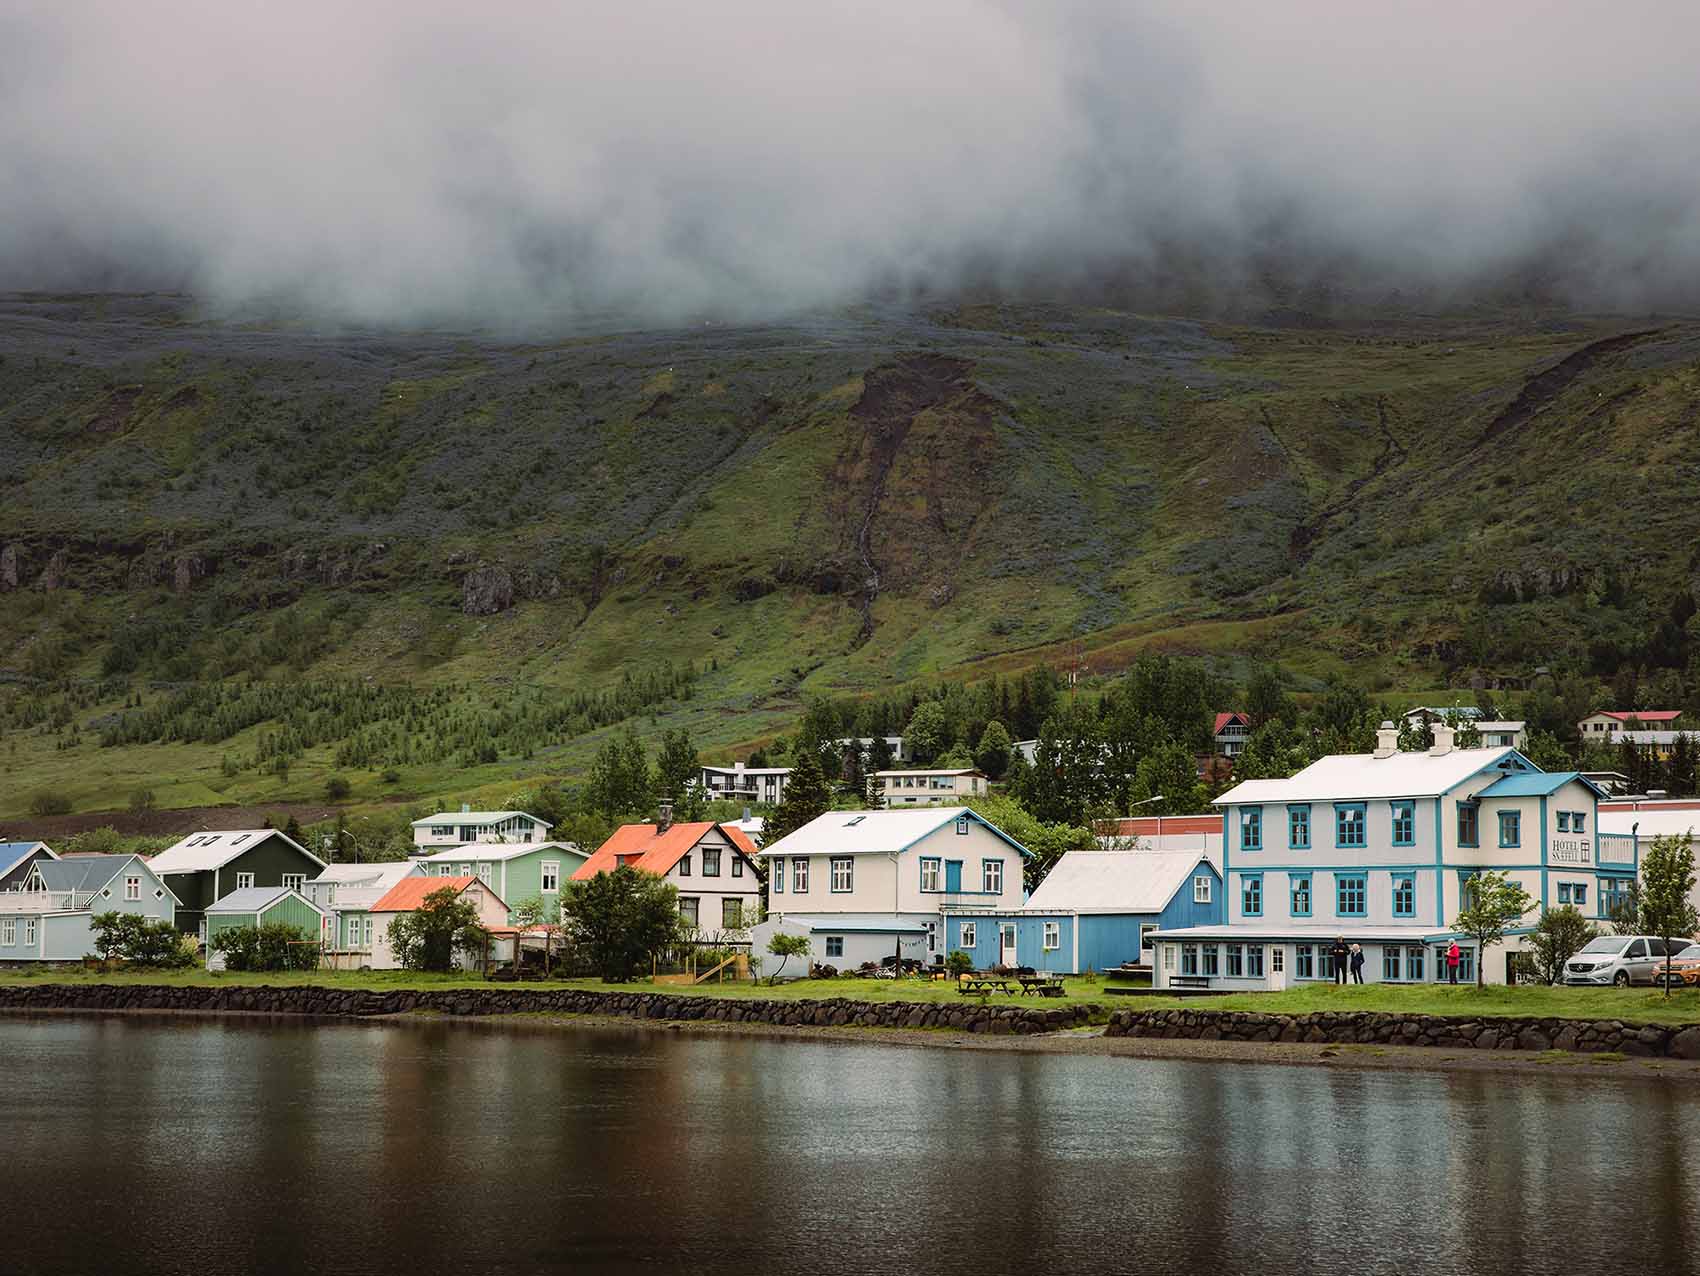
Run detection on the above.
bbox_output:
[943,849,1223,974]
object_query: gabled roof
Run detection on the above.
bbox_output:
[409,811,550,828]
[0,841,56,877]
[1214,712,1249,733]
[309,861,423,887]
[572,822,755,880]
[1587,709,1681,723]
[371,875,504,913]
[206,886,324,917]
[148,830,324,875]
[415,840,582,864]
[1475,770,1606,799]
[1021,850,1221,915]
[36,855,134,894]
[758,807,1032,860]
[1215,747,1528,805]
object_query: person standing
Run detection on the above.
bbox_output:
[1446,940,1461,985]
[1330,936,1350,986]
[1349,943,1365,985]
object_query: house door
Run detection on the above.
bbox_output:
[944,861,963,893]
[999,923,1018,969]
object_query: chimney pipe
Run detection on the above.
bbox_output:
[1430,723,1455,757]
[657,800,673,833]
[1374,721,1398,760]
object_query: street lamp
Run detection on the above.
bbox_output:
[1127,794,1165,844]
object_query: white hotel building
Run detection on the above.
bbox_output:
[1151,723,1624,989]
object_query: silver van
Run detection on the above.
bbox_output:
[1563,935,1677,986]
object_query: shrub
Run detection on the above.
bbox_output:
[381,768,401,784]
[945,950,975,977]
[28,791,71,817]
[560,866,688,982]
[323,776,352,801]
[211,923,319,972]
[386,887,490,972]
[128,787,157,813]
[88,912,194,967]
[66,826,124,855]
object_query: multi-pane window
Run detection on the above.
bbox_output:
[920,859,940,892]
[1557,812,1572,833]
[677,855,692,877]
[1247,945,1264,977]
[1291,874,1311,917]
[1558,882,1573,905]
[1384,948,1402,980]
[1498,811,1521,847]
[1457,804,1479,847]
[1405,947,1425,982]
[1296,945,1314,979]
[772,858,785,893]
[541,862,560,893]
[825,936,843,958]
[1043,922,1060,951]
[1288,805,1310,849]
[1202,944,1219,976]
[1193,875,1212,904]
[678,896,699,926]
[1181,944,1199,975]
[1225,944,1243,977]
[1242,809,1262,851]
[1241,875,1263,917]
[1574,883,1588,906]
[982,860,1003,894]
[1337,874,1367,916]
[732,856,744,878]
[1574,812,1587,834]
[3,919,15,946]
[235,873,255,890]
[831,858,853,892]
[124,876,141,901]
[1335,804,1366,848]
[1391,802,1415,847]
[1392,874,1416,918]
[792,859,809,893]
[961,922,976,949]
[282,873,305,892]
[702,850,721,877]
[24,918,36,946]
[721,898,743,929]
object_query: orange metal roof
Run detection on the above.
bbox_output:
[572,821,755,880]
[371,875,478,912]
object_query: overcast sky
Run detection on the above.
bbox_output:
[2,1,1696,326]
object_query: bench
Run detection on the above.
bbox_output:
[1167,975,1211,989]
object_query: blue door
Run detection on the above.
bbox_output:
[944,860,963,892]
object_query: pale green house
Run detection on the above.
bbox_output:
[414,841,587,923]
[204,887,326,970]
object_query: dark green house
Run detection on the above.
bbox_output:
[146,829,326,940]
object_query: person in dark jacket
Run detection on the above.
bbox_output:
[1349,943,1365,984]
[1330,937,1350,985]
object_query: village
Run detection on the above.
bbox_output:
[5,704,1698,1005]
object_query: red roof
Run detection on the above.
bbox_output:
[371,876,479,912]
[1105,815,1223,838]
[573,821,756,880]
[1601,710,1682,723]
[1214,712,1249,734]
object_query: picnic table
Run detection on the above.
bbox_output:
[958,975,1023,997]
[1017,975,1066,997]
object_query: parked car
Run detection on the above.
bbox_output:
[1651,942,1700,988]
[1562,936,1686,986]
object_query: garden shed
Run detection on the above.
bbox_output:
[204,887,326,971]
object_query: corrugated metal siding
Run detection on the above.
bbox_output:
[259,894,321,935]
[944,916,1002,968]
[1157,863,1224,930]
[206,911,259,944]
[1014,916,1074,972]
[1078,915,1153,973]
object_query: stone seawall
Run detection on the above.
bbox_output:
[1106,1007,1700,1059]
[0,983,1095,1035]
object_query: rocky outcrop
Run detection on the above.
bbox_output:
[37,549,69,591]
[172,554,212,594]
[1105,1008,1689,1055]
[0,982,1094,1034]
[0,543,20,591]
[461,564,515,615]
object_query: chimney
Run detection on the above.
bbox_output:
[1430,722,1455,757]
[460,802,471,814]
[1374,721,1398,759]
[657,800,673,833]
[734,760,745,773]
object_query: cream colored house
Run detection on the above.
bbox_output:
[872,769,988,807]
[368,875,510,970]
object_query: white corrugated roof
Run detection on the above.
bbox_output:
[1020,850,1220,915]
[206,885,321,915]
[310,861,422,886]
[414,840,582,863]
[1599,809,1700,839]
[760,807,983,858]
[1151,922,1441,942]
[148,830,324,875]
[409,811,548,828]
[1214,747,1519,805]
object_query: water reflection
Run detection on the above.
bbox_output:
[2,1016,1697,1275]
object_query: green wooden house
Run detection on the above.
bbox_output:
[414,841,588,923]
[147,829,327,940]
[204,887,327,970]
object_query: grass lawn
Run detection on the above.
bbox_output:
[1179,983,1700,1028]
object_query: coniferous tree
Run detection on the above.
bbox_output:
[766,748,831,844]
[654,728,700,800]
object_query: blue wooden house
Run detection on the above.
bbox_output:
[945,849,1223,974]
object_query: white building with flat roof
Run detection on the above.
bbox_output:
[872,769,988,807]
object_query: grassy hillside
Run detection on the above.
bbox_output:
[3,294,1698,823]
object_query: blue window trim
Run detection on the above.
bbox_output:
[1391,872,1416,918]
[1390,800,1415,848]
[1335,872,1367,918]
[1287,804,1311,850]
[1457,802,1480,848]
[1575,882,1588,906]
[1334,802,1367,849]
[1241,807,1262,852]
[1557,811,1571,833]
[1239,872,1264,918]
[1557,882,1573,905]
[1573,812,1587,834]
[918,857,941,893]
[1290,873,1312,918]
[1498,810,1521,849]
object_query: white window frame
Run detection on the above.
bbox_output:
[920,858,940,892]
[478,863,495,886]
[961,921,976,949]
[1,919,14,946]
[792,859,809,893]
[982,859,1003,894]
[24,917,37,946]
[1193,875,1211,904]
[125,876,142,901]
[1042,921,1060,951]
[541,861,560,893]
[235,872,255,891]
[831,857,853,892]
[282,874,305,893]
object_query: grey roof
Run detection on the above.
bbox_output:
[206,886,319,915]
[36,856,133,893]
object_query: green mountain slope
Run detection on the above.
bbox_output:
[3,294,1698,820]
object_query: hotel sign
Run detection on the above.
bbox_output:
[1550,838,1593,866]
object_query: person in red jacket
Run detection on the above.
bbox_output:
[1446,940,1462,984]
